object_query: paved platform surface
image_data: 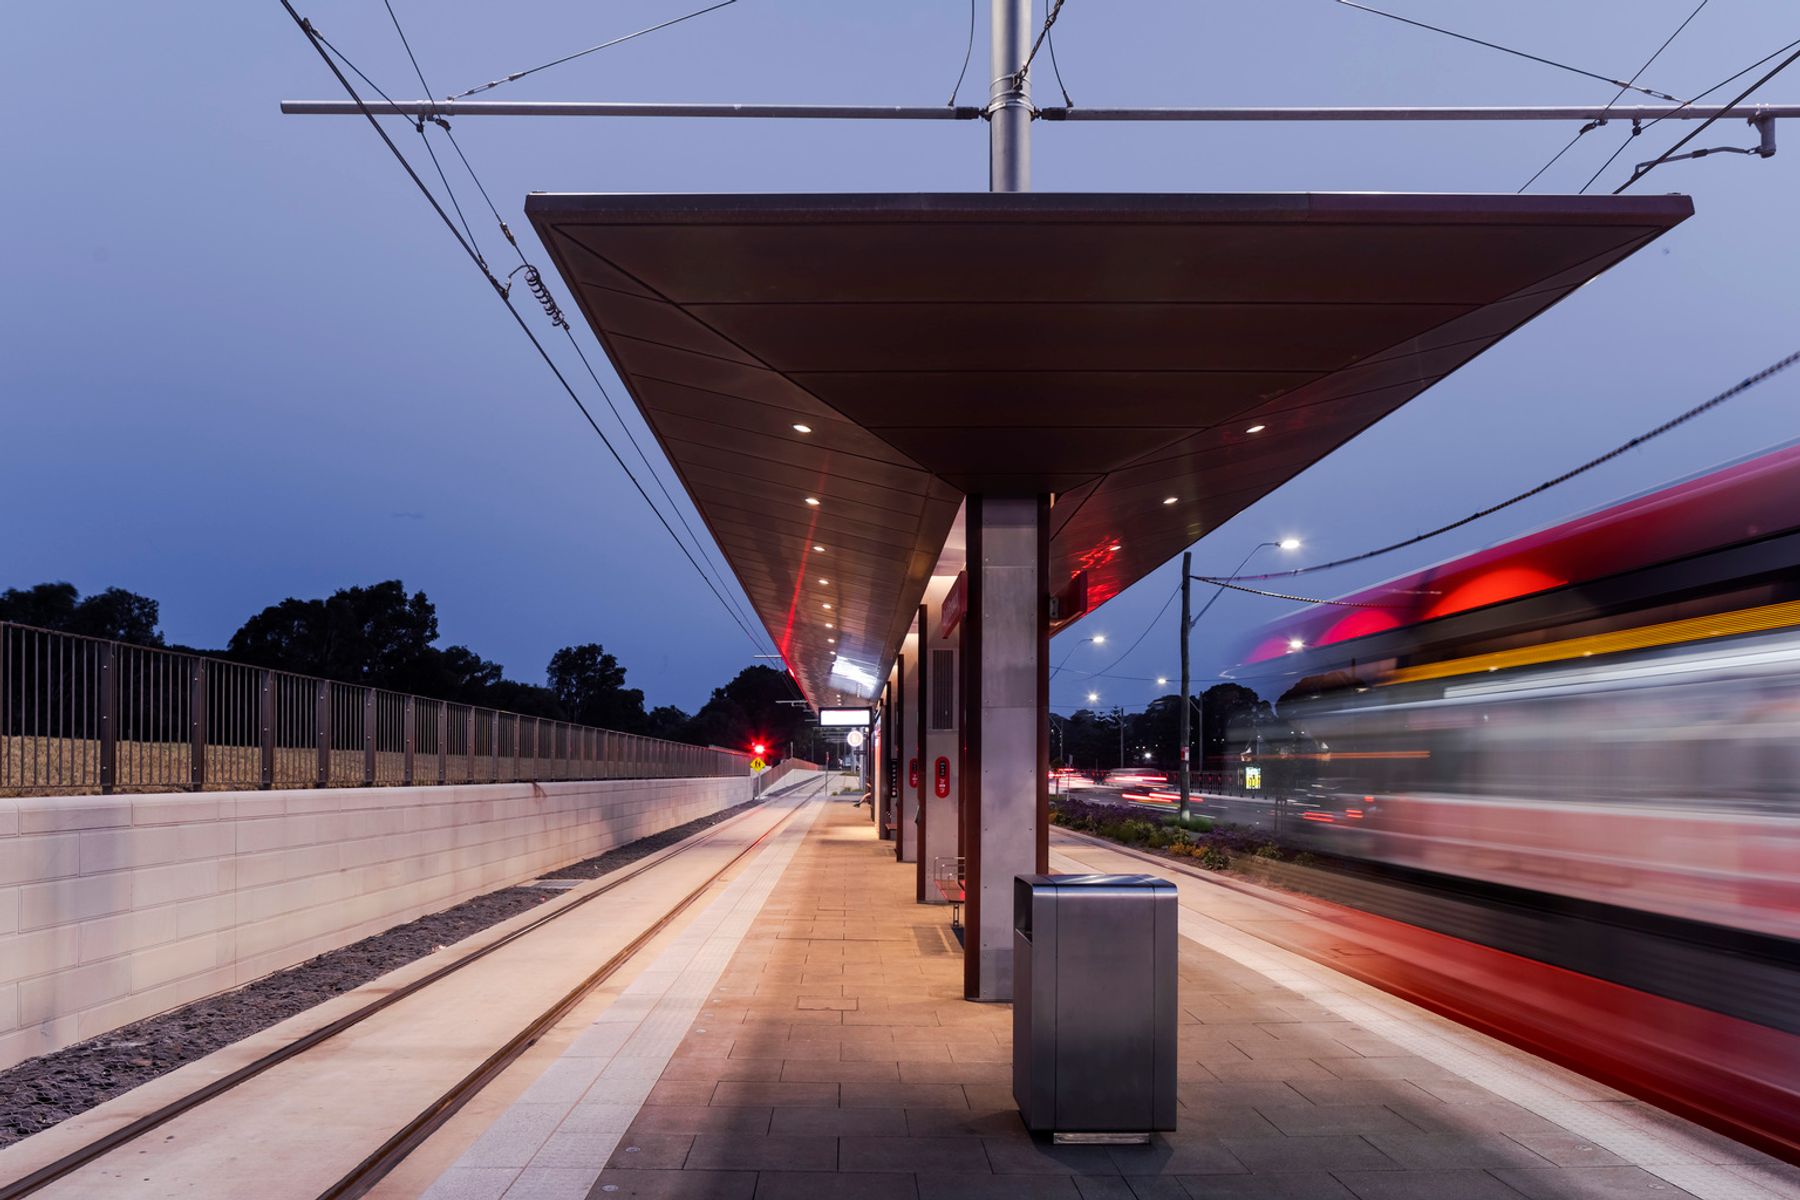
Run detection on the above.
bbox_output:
[432,795,1798,1200]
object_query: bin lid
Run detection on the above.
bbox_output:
[1016,873,1174,891]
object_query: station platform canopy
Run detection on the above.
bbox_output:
[525,192,1690,706]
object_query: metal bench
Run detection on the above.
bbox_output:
[934,856,966,930]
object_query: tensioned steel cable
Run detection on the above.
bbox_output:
[1334,0,1687,103]
[1010,0,1067,93]
[947,0,976,106]
[380,0,776,659]
[447,0,741,99]
[1202,347,1800,583]
[282,3,773,656]
[1614,40,1800,192]
[1068,580,1179,682]
[1582,33,1800,192]
[1517,0,1709,192]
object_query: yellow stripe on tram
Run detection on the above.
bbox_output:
[1385,597,1800,686]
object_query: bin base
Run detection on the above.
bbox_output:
[1051,1131,1152,1145]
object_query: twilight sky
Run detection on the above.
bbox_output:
[4,0,1797,714]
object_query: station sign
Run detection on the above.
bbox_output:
[819,706,873,728]
[846,729,865,748]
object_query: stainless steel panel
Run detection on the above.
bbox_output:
[1012,873,1177,1136]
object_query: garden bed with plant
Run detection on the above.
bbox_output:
[1048,795,1318,876]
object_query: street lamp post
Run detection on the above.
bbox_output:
[1178,538,1300,822]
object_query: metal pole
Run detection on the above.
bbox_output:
[1177,551,1192,822]
[989,0,1032,192]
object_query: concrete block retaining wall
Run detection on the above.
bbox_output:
[0,774,754,1070]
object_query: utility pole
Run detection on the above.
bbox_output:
[1177,550,1192,821]
[1114,705,1125,770]
[990,0,1031,193]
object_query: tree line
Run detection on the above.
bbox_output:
[0,580,813,754]
[1051,684,1274,774]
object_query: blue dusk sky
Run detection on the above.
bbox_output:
[4,1,1797,714]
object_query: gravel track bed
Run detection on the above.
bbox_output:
[0,795,768,1147]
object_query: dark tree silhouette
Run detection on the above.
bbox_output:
[546,643,647,731]
[0,582,163,646]
[682,665,806,756]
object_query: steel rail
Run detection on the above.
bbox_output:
[318,776,825,1199]
[279,99,1800,121]
[0,777,826,1200]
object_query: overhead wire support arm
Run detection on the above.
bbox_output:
[281,100,985,120]
[281,100,1799,123]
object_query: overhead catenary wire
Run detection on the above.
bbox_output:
[448,0,740,100]
[1582,33,1800,192]
[1517,0,1708,192]
[378,0,779,660]
[1614,39,1800,192]
[280,1,774,658]
[1204,347,1800,584]
[1335,0,1687,103]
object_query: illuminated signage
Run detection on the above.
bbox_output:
[819,707,873,728]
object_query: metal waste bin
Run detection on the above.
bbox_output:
[1013,874,1177,1141]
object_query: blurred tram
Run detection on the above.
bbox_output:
[1228,442,1800,1157]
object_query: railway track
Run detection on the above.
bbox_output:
[0,774,831,1200]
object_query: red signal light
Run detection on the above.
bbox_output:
[752,742,767,756]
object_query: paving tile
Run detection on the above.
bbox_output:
[1206,1060,1338,1084]
[682,1134,838,1172]
[1073,1179,1144,1200]
[1177,1082,1307,1110]
[1174,1175,1356,1199]
[1281,1080,1436,1107]
[628,1107,773,1135]
[1218,1136,1400,1173]
[605,1134,695,1170]
[1500,1134,1631,1168]
[983,1134,1123,1175]
[1333,1170,1527,1200]
[659,1059,785,1084]
[768,1106,909,1137]
[1383,1103,1568,1138]
[751,1172,917,1200]
[1171,1107,1284,1139]
[899,1059,1012,1085]
[1319,1058,1461,1082]
[1107,1138,1248,1177]
[915,1176,1082,1200]
[848,1040,951,1062]
[1359,1133,1555,1170]
[906,1106,1031,1138]
[842,1081,970,1109]
[1253,1105,1425,1137]
[840,1134,992,1173]
[425,1167,518,1200]
[779,1059,900,1083]
[1488,1166,1703,1199]
[709,1081,840,1108]
[584,1168,756,1199]
[645,1082,721,1107]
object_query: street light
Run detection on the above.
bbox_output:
[1051,633,1107,679]
[1177,537,1302,821]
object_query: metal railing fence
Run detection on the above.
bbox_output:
[0,621,749,796]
